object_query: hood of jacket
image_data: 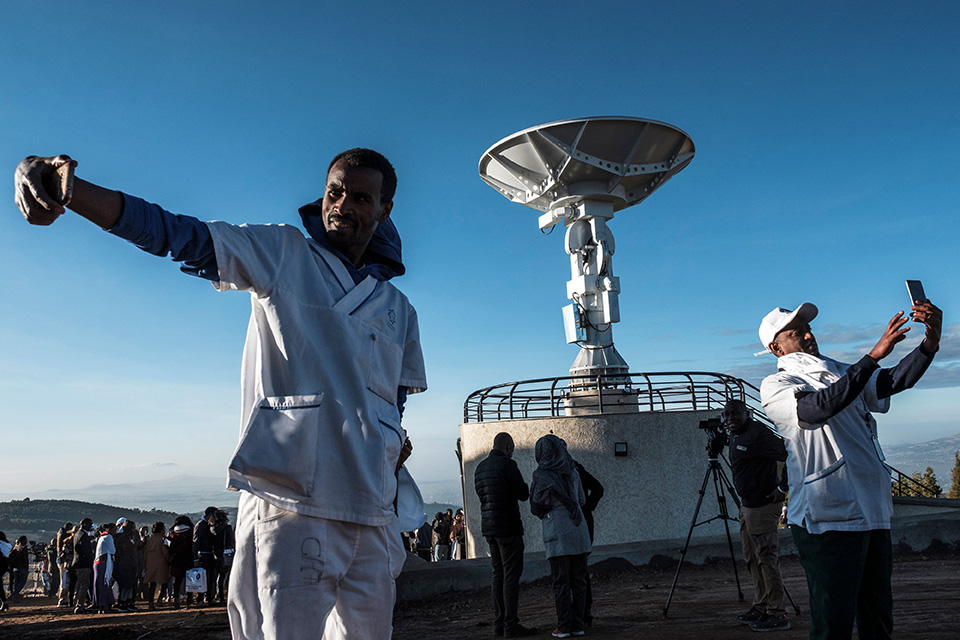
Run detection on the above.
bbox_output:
[298,198,405,282]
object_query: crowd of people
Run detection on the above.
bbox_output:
[407,508,467,562]
[0,506,234,616]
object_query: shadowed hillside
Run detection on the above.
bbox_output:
[0,499,183,538]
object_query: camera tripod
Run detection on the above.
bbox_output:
[663,453,800,617]
[663,453,743,617]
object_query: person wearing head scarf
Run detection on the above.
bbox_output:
[92,523,117,614]
[529,435,591,638]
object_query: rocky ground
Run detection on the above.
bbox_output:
[1,554,957,639]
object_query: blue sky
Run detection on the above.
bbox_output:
[1,1,958,496]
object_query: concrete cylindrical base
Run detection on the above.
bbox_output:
[460,410,735,559]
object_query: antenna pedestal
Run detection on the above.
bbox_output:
[560,200,627,377]
[478,117,694,381]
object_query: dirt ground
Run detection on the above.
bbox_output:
[1,554,957,639]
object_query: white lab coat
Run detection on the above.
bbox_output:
[761,352,892,534]
[207,221,427,525]
[208,221,427,640]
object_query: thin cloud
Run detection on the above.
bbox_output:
[713,327,755,337]
[109,462,180,472]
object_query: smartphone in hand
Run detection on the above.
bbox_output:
[42,162,75,206]
[905,280,927,305]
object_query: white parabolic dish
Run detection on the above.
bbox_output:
[478,116,695,213]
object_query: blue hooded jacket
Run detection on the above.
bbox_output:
[297,198,404,284]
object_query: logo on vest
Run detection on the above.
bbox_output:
[387,308,397,330]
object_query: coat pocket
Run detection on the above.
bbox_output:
[802,457,865,525]
[229,393,324,497]
[366,330,404,404]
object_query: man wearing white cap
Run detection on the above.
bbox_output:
[759,299,941,640]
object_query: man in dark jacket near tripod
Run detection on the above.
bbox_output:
[474,432,536,637]
[724,399,789,632]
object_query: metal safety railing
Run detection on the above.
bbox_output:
[891,469,942,498]
[462,371,940,499]
[463,371,769,423]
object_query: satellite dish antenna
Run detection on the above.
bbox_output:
[479,116,695,377]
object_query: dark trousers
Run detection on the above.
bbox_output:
[67,567,78,604]
[172,573,194,605]
[487,535,525,631]
[198,554,218,604]
[549,554,588,633]
[792,527,893,640]
[73,567,92,608]
[10,568,28,596]
[217,562,231,601]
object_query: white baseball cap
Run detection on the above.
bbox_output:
[757,303,818,355]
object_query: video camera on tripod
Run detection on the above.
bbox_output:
[664,414,742,615]
[698,416,728,458]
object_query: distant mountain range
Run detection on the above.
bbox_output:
[883,433,960,489]
[0,474,466,516]
[416,479,466,506]
[0,474,239,514]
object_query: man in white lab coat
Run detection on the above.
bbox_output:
[15,148,427,639]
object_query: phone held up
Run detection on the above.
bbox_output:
[905,280,927,305]
[42,161,76,207]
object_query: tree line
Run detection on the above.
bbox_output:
[893,450,960,499]
[0,499,184,535]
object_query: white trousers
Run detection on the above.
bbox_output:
[228,492,406,640]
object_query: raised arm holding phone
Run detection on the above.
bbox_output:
[758,295,941,640]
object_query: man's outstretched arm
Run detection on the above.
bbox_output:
[15,155,218,279]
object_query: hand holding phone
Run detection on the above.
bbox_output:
[905,280,927,305]
[42,160,76,206]
[15,155,77,225]
[906,280,941,352]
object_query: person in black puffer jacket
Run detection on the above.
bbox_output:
[474,432,535,638]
